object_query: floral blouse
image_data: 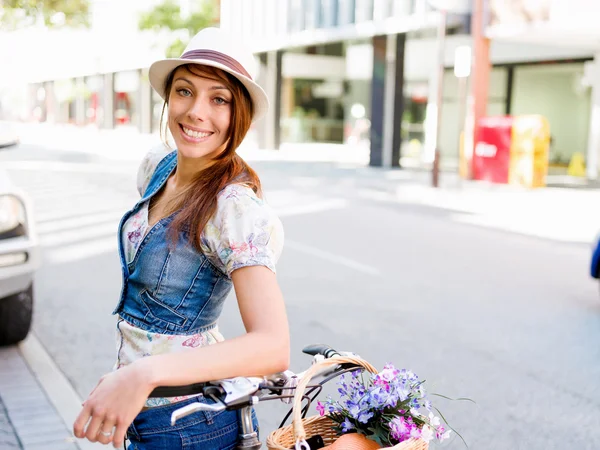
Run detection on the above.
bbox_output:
[115,146,284,407]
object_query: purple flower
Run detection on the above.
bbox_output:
[316,401,325,416]
[357,410,374,424]
[341,418,355,432]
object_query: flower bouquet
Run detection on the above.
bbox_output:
[266,356,463,450]
[316,364,452,449]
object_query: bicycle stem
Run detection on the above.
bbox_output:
[236,406,261,449]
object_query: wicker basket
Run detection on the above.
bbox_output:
[266,356,429,450]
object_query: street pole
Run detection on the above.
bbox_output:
[457,74,467,184]
[466,0,491,180]
[431,9,447,188]
[454,43,471,184]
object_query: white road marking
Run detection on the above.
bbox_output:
[285,239,381,276]
[40,223,117,247]
[276,198,348,217]
[43,236,118,265]
[37,211,124,234]
[4,160,135,174]
[18,334,108,450]
[450,213,595,244]
[36,204,133,224]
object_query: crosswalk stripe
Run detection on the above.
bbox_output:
[40,222,118,248]
[36,205,132,224]
[36,211,125,234]
[43,237,118,265]
[4,160,136,174]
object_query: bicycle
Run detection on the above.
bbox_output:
[145,344,378,450]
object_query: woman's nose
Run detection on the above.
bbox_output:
[187,97,209,121]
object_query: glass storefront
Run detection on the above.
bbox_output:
[402,81,428,159]
[30,83,47,122]
[84,75,104,126]
[510,62,590,166]
[53,79,76,124]
[114,70,140,129]
[344,41,372,146]
[280,43,349,145]
[281,78,345,143]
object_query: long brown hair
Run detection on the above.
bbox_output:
[159,63,262,251]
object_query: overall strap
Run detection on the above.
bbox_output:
[141,150,177,202]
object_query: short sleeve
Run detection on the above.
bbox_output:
[136,144,171,196]
[201,184,284,277]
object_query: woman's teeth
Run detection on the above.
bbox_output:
[183,126,211,138]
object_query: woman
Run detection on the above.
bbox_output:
[73,28,289,449]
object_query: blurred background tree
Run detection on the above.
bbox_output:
[0,0,90,29]
[138,0,219,57]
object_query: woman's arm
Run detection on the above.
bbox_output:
[139,265,290,385]
[74,265,289,448]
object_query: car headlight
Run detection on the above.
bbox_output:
[0,194,26,238]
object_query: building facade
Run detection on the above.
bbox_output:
[220,0,600,178]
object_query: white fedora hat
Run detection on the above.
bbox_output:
[149,27,268,122]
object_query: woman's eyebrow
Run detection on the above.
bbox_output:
[173,77,193,85]
[209,85,230,91]
[173,77,230,92]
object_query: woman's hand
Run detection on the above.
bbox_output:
[73,362,155,448]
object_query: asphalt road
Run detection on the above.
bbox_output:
[2,142,599,450]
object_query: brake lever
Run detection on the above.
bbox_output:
[170,396,226,425]
[170,377,263,425]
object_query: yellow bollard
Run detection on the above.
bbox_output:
[567,152,586,177]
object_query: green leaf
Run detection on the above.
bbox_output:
[138,0,183,31]
[137,0,219,58]
[431,393,476,404]
[137,0,218,34]
[432,405,469,449]
[1,0,90,29]
[166,38,187,58]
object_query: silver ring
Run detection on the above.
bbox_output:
[99,430,113,437]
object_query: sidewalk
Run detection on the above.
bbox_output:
[0,335,109,450]
[349,166,600,244]
[9,121,600,244]
[0,344,77,450]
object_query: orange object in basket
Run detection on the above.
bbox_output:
[323,433,382,449]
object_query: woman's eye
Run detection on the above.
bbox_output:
[214,97,228,105]
[177,88,192,97]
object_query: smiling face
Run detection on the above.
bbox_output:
[166,65,233,161]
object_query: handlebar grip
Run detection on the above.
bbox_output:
[148,382,209,398]
[302,344,340,359]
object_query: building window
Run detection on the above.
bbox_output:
[288,0,304,32]
[303,0,320,29]
[320,0,338,27]
[114,70,140,129]
[373,0,392,20]
[338,0,356,25]
[393,0,413,16]
[355,0,374,23]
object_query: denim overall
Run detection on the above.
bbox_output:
[112,151,257,449]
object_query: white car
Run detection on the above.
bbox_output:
[0,121,19,148]
[0,169,40,345]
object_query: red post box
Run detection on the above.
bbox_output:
[472,116,513,184]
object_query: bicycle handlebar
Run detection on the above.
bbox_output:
[154,344,357,426]
[301,343,340,359]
